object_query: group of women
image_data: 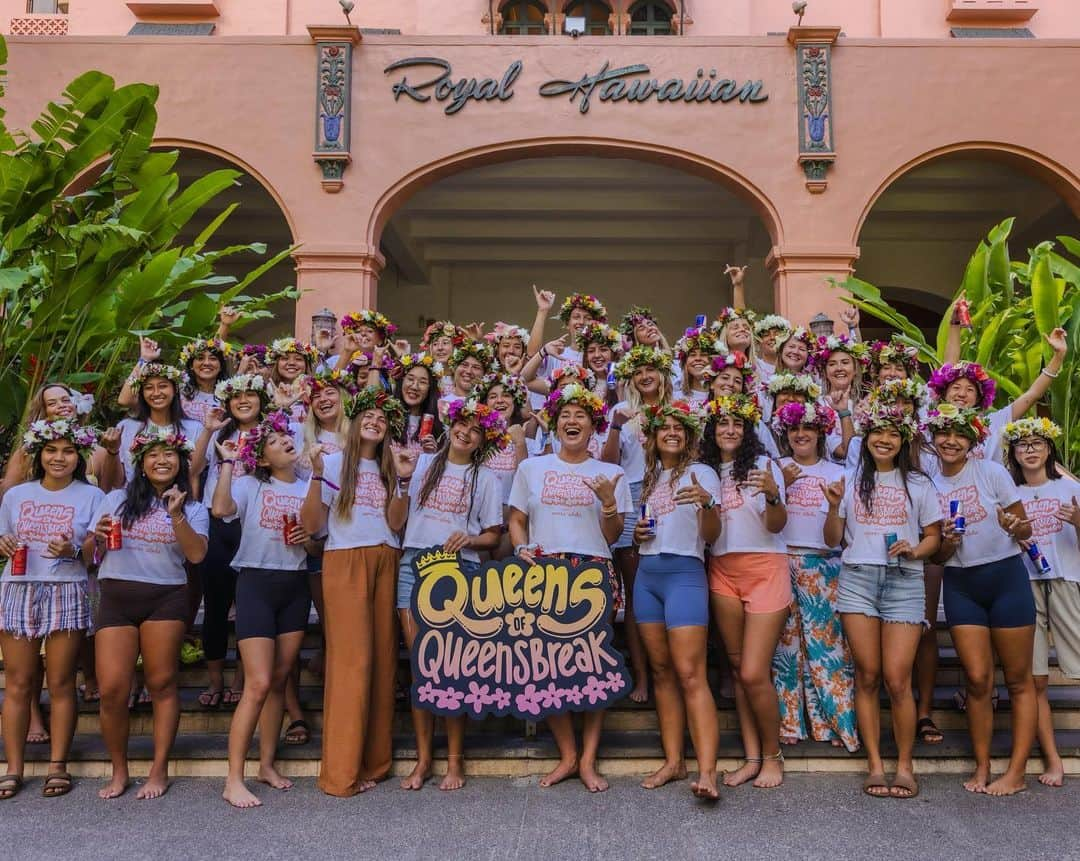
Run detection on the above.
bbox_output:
[0,276,1077,806]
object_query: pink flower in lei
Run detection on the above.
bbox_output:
[236,410,293,473]
[927,362,996,410]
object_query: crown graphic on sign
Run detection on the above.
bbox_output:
[416,548,459,571]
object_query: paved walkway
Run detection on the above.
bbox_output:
[3,774,1077,860]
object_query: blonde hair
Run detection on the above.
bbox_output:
[334,413,395,521]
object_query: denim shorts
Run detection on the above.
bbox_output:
[837,563,926,625]
[397,548,480,611]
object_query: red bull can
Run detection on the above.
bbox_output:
[949,499,966,535]
[694,314,707,329]
[641,503,655,533]
[955,298,972,329]
[606,363,617,391]
[282,513,296,544]
[1026,543,1052,574]
[11,541,27,576]
[884,532,900,568]
[419,413,435,438]
[107,516,123,551]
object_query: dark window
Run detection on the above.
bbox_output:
[565,0,612,35]
[500,0,548,35]
[628,0,673,35]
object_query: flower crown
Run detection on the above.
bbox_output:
[22,419,98,457]
[308,369,359,399]
[1003,417,1063,447]
[706,352,755,388]
[393,352,445,380]
[130,427,194,464]
[776,326,814,352]
[540,383,609,433]
[770,401,837,436]
[854,402,920,441]
[550,364,598,391]
[446,399,511,463]
[869,337,920,374]
[923,403,989,444]
[674,327,725,363]
[714,307,757,329]
[178,338,234,367]
[618,305,657,338]
[558,293,607,325]
[486,322,529,345]
[766,372,822,400]
[340,310,397,338]
[576,322,624,355]
[870,378,928,410]
[753,314,792,338]
[705,394,762,425]
[267,338,319,366]
[346,388,406,437]
[927,362,996,410]
[613,346,673,381]
[642,401,705,439]
[215,373,270,403]
[450,341,495,370]
[471,372,527,409]
[131,363,188,392]
[420,321,468,350]
[241,344,268,365]
[808,334,869,371]
[236,411,293,473]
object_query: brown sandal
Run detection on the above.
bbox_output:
[863,773,890,798]
[42,772,74,798]
[0,775,23,800]
[890,774,919,799]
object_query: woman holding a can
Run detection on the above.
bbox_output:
[0,420,103,800]
[823,403,941,799]
[391,354,445,461]
[929,405,1035,796]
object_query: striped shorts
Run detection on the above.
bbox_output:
[0,581,92,640]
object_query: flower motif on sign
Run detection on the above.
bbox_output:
[504,607,536,637]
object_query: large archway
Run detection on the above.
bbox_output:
[375,153,777,343]
[855,149,1080,340]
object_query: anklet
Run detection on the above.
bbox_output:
[744,757,763,764]
[762,752,785,763]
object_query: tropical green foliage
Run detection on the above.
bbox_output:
[833,218,1079,470]
[0,37,298,444]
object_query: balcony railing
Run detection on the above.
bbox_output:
[9,14,68,35]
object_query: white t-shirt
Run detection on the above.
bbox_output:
[828,468,941,573]
[0,481,103,583]
[202,421,306,504]
[222,475,308,572]
[181,390,219,425]
[779,457,844,551]
[508,453,632,560]
[117,417,203,484]
[970,406,1011,464]
[710,455,787,556]
[933,459,1021,568]
[484,443,520,505]
[754,357,776,388]
[94,490,209,585]
[611,401,647,484]
[1016,477,1080,583]
[541,347,584,379]
[638,463,722,561]
[319,453,400,551]
[403,455,503,563]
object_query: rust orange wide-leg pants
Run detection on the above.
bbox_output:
[318,544,400,797]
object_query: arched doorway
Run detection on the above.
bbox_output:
[375,154,777,343]
[855,150,1080,341]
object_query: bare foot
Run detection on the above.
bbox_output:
[985,774,1027,797]
[439,759,466,792]
[1039,762,1065,788]
[753,756,784,789]
[691,771,720,800]
[357,779,377,793]
[539,757,578,788]
[641,760,687,790]
[722,759,761,787]
[579,761,609,793]
[963,765,990,794]
[136,773,170,800]
[400,762,432,790]
[257,765,293,791]
[99,774,130,800]
[628,679,648,704]
[223,778,262,809]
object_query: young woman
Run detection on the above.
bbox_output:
[471,372,531,510]
[211,412,315,808]
[809,334,867,425]
[391,400,506,792]
[92,428,209,800]
[823,403,942,800]
[442,342,494,412]
[770,402,858,752]
[508,384,632,793]
[867,337,920,387]
[603,346,673,704]
[1005,417,1080,788]
[929,327,1068,463]
[303,370,355,461]
[674,326,723,404]
[391,354,445,460]
[576,322,624,410]
[336,310,398,373]
[701,394,788,789]
[178,338,233,424]
[712,307,757,365]
[775,327,813,376]
[548,293,608,374]
[266,338,318,422]
[0,421,102,800]
[708,352,756,400]
[192,373,271,708]
[300,388,406,797]
[929,405,1035,796]
[419,322,466,389]
[752,314,792,386]
[619,305,673,363]
[488,322,529,376]
[632,402,722,799]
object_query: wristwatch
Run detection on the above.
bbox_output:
[701,497,716,511]
[766,494,781,506]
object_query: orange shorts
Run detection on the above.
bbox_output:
[708,552,792,615]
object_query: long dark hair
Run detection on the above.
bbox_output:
[31,445,89,484]
[856,430,923,514]
[183,348,230,399]
[416,432,482,523]
[1007,440,1063,485]
[215,393,267,451]
[392,367,444,445]
[700,417,764,484]
[134,377,188,425]
[119,449,193,529]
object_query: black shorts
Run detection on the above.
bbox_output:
[96,579,188,629]
[235,568,311,640]
[943,554,1036,629]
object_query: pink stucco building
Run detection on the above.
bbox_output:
[6,1,1080,342]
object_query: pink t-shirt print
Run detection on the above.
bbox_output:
[126,508,176,552]
[257,487,304,530]
[540,471,595,508]
[648,479,676,517]
[853,485,908,527]
[354,471,388,511]
[17,500,75,546]
[786,475,825,517]
[1024,497,1063,540]
[719,474,745,512]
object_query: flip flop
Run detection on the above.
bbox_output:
[890,774,919,799]
[283,719,311,746]
[42,772,74,798]
[198,689,223,709]
[916,717,944,745]
[863,773,890,798]
[0,775,24,800]
[223,687,243,706]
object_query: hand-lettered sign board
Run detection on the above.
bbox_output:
[409,549,630,721]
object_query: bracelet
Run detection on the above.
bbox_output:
[610,423,623,432]
[221,459,235,466]
[701,497,716,511]
[837,409,851,419]
[1041,367,1060,379]
[171,515,187,526]
[313,475,340,491]
[765,495,781,506]
[601,505,618,518]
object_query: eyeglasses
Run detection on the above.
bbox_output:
[1015,439,1048,452]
